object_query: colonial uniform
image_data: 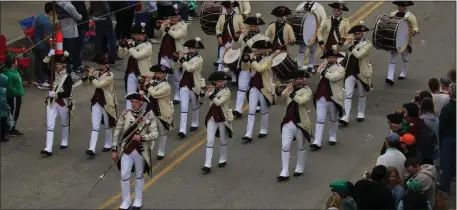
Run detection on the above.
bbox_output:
[386,1,419,84]
[276,71,313,181]
[174,38,204,139]
[215,1,246,72]
[339,22,373,126]
[157,4,188,103]
[317,2,350,52]
[201,72,234,174]
[222,0,251,18]
[295,1,327,71]
[265,6,295,53]
[230,13,267,118]
[309,47,345,151]
[145,64,174,160]
[41,52,74,156]
[112,93,158,210]
[242,40,274,143]
[85,54,118,157]
[118,23,153,110]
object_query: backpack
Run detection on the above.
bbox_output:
[415,125,437,159]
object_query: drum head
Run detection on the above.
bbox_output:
[396,19,411,52]
[223,48,241,63]
[302,13,318,46]
[272,52,288,66]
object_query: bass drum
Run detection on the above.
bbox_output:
[271,52,299,82]
[199,2,223,35]
[286,12,318,46]
[372,14,411,52]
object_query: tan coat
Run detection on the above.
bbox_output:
[317,17,350,46]
[118,42,154,77]
[344,39,373,88]
[173,55,203,95]
[159,21,188,52]
[204,87,234,137]
[251,57,274,104]
[90,70,118,122]
[390,10,419,32]
[146,80,174,128]
[319,64,345,107]
[280,86,313,136]
[112,110,159,175]
[295,1,327,26]
[238,0,251,16]
[265,22,295,53]
[215,13,246,37]
[231,33,267,71]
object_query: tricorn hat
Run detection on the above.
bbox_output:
[329,1,349,11]
[183,37,205,49]
[208,71,232,81]
[251,40,273,49]
[290,70,311,79]
[244,13,266,26]
[271,6,292,17]
[221,1,240,8]
[392,1,414,7]
[55,51,71,64]
[172,4,180,16]
[125,92,150,103]
[320,45,345,59]
[131,22,147,35]
[95,53,115,65]
[150,64,173,74]
[348,21,370,34]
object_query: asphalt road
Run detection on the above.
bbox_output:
[1,1,456,209]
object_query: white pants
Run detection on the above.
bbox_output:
[155,115,168,157]
[88,103,113,152]
[297,42,318,68]
[313,97,339,146]
[44,103,69,152]
[341,75,367,122]
[218,42,231,72]
[126,72,139,110]
[161,56,181,102]
[120,150,145,209]
[387,51,409,80]
[179,86,200,134]
[235,71,251,113]
[204,117,228,168]
[244,87,269,138]
[280,122,308,177]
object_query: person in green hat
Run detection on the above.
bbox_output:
[397,178,432,210]
[2,51,24,136]
[329,180,358,210]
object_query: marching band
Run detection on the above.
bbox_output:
[35,0,423,208]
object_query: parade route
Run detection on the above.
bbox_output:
[1,1,455,209]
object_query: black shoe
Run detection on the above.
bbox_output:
[1,138,9,142]
[60,145,68,149]
[201,166,211,174]
[9,129,24,136]
[307,67,316,75]
[338,120,349,127]
[189,127,198,132]
[309,144,321,151]
[157,155,164,160]
[102,147,111,152]
[85,149,95,157]
[233,110,242,118]
[218,162,227,168]
[356,118,365,122]
[292,137,296,141]
[173,100,180,105]
[398,76,406,80]
[178,132,186,139]
[213,62,218,67]
[258,133,267,138]
[293,172,303,177]
[132,206,142,210]
[118,208,129,210]
[242,136,252,143]
[329,141,337,146]
[40,150,52,157]
[385,78,394,85]
[277,176,289,181]
[256,109,260,113]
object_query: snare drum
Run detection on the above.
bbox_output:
[223,47,241,70]
[372,14,411,52]
[286,12,318,46]
[271,52,299,82]
[200,2,223,35]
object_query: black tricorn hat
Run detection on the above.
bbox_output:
[208,71,232,81]
[150,64,173,74]
[54,52,71,64]
[221,1,240,8]
[252,40,273,49]
[125,92,150,103]
[244,13,265,26]
[271,6,292,17]
[387,113,403,124]
[183,37,205,49]
[320,46,345,59]
[172,4,180,16]
[392,1,414,7]
[95,53,115,65]
[290,70,311,79]
[131,22,147,35]
[348,21,370,34]
[329,2,349,11]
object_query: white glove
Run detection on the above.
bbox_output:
[49,91,55,97]
[48,49,55,57]
[139,90,145,95]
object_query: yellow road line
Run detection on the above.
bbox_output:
[352,1,385,26]
[347,1,375,21]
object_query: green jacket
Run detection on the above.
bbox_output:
[0,73,10,118]
[2,68,24,97]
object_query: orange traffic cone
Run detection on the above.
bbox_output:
[55,29,63,55]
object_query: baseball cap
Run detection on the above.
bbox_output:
[400,133,415,145]
[385,132,400,143]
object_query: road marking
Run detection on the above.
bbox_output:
[352,1,385,26]
[347,1,375,21]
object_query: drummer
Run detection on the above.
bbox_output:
[230,13,266,118]
[265,6,295,53]
[295,1,327,73]
[215,1,246,73]
[385,1,419,85]
[317,2,350,54]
